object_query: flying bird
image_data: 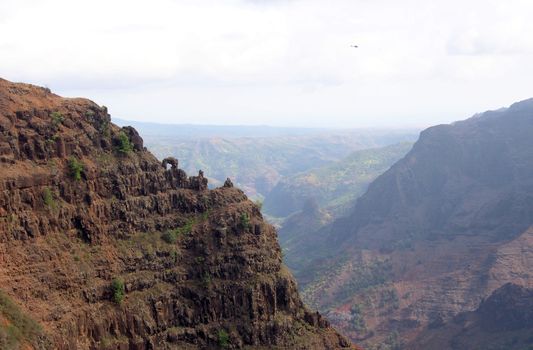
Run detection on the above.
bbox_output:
[351,45,358,48]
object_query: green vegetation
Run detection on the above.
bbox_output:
[335,260,392,302]
[45,134,58,145]
[50,111,64,128]
[161,218,196,244]
[0,290,43,349]
[217,329,229,348]
[68,157,84,181]
[116,131,133,155]
[42,187,55,208]
[161,230,179,244]
[111,278,125,304]
[263,142,413,218]
[240,213,251,230]
[302,259,393,310]
[200,209,211,221]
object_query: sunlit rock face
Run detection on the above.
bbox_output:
[0,78,357,350]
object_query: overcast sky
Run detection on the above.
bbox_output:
[1,0,533,128]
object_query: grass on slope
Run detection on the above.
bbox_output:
[0,290,44,349]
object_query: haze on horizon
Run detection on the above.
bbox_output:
[1,0,533,128]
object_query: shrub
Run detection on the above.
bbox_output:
[42,187,55,208]
[68,157,84,181]
[50,111,64,128]
[240,213,251,230]
[161,219,195,244]
[217,329,229,348]
[116,131,133,155]
[100,120,110,138]
[111,278,125,304]
[161,230,178,244]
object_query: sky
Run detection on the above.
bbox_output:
[1,0,533,128]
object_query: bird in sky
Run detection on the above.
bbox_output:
[351,45,358,48]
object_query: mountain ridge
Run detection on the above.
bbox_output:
[0,77,357,349]
[287,97,533,347]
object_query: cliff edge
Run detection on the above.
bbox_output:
[0,78,356,350]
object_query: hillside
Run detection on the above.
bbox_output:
[0,78,357,349]
[411,283,533,350]
[122,119,418,200]
[263,142,413,218]
[287,99,533,347]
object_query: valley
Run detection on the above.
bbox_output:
[126,99,533,349]
[287,99,533,348]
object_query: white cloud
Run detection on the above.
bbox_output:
[1,0,532,127]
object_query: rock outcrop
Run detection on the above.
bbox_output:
[0,78,356,349]
[288,99,533,346]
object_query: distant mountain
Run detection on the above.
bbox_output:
[117,119,418,200]
[263,142,413,218]
[287,99,533,347]
[113,118,329,138]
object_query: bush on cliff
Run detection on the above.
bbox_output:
[50,111,64,128]
[68,157,84,181]
[111,279,125,304]
[161,230,179,244]
[217,329,229,348]
[116,131,133,155]
[240,213,251,230]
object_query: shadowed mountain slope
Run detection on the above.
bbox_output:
[410,283,533,350]
[287,99,533,347]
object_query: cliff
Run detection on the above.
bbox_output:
[0,78,355,349]
[287,99,533,346]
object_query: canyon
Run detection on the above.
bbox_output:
[286,99,533,348]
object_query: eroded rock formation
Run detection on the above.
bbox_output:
[0,78,356,350]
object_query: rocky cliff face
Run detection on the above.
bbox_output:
[410,283,533,349]
[0,78,356,350]
[287,99,533,347]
